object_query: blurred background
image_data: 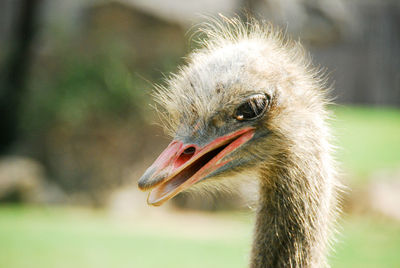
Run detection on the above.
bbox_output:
[0,0,399,267]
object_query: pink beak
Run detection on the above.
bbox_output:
[138,127,255,206]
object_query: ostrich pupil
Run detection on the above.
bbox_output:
[235,94,268,121]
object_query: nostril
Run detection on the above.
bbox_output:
[175,146,196,167]
[183,147,196,155]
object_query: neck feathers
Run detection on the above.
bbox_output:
[251,147,338,267]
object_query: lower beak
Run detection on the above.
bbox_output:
[138,127,255,206]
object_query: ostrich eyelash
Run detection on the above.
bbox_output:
[235,93,270,121]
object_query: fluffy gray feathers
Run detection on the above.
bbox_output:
[154,16,329,138]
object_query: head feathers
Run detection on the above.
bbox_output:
[153,16,328,139]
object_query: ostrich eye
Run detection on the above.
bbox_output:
[235,93,269,121]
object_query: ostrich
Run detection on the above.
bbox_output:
[138,17,340,268]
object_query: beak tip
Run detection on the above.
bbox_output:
[147,201,160,207]
[147,194,164,207]
[137,176,149,191]
[137,181,146,191]
[138,168,168,192]
[137,166,157,190]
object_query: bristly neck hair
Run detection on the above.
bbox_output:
[251,147,339,268]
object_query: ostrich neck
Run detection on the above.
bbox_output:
[250,153,334,268]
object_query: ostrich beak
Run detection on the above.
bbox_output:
[138,127,255,206]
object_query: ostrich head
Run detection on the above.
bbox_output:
[138,18,332,207]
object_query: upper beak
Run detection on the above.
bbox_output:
[138,127,255,206]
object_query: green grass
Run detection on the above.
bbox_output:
[331,215,400,268]
[0,206,399,268]
[332,106,400,180]
[0,206,251,268]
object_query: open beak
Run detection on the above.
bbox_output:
[138,127,255,206]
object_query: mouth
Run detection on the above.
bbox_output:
[138,127,255,206]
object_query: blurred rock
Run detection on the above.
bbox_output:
[367,169,400,221]
[0,156,44,203]
[249,0,356,45]
[108,185,153,216]
[106,160,170,216]
[344,168,400,221]
[84,0,186,67]
[0,156,65,204]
